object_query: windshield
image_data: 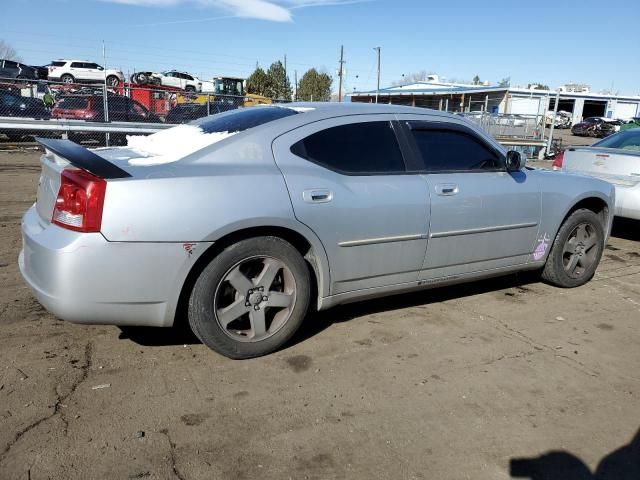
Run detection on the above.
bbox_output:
[192,107,298,134]
[593,129,640,151]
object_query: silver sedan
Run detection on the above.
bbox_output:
[20,103,614,358]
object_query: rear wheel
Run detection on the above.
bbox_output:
[188,236,311,359]
[185,85,196,92]
[542,209,604,288]
[61,74,75,84]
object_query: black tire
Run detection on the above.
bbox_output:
[188,236,311,359]
[185,85,196,92]
[106,75,120,87]
[541,209,605,288]
[61,74,74,84]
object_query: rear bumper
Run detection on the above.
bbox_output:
[19,205,212,327]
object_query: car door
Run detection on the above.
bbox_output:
[272,116,431,295]
[398,117,541,279]
[85,63,103,81]
[163,72,179,88]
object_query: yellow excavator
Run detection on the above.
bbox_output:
[176,76,272,107]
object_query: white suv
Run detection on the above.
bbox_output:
[48,60,124,87]
[131,70,202,92]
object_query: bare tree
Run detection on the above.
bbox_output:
[0,40,21,61]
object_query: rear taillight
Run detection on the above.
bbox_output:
[552,151,564,171]
[52,169,106,232]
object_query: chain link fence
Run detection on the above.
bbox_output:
[457,112,544,140]
[0,76,281,146]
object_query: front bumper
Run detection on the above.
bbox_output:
[19,205,212,327]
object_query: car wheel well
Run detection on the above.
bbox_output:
[173,226,319,328]
[565,197,609,227]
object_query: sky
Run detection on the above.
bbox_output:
[3,0,640,95]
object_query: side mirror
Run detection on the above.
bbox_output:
[506,150,525,172]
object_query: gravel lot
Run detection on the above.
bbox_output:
[1,150,639,480]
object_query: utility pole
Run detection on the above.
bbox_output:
[373,46,381,104]
[102,41,110,146]
[294,70,298,101]
[546,89,561,157]
[338,45,345,102]
[284,55,287,99]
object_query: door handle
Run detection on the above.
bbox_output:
[435,183,459,196]
[303,189,333,203]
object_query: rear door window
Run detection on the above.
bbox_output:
[290,121,406,175]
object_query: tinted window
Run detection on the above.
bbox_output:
[51,61,66,67]
[291,121,406,174]
[410,128,501,172]
[193,106,298,134]
[4,60,18,68]
[594,129,640,151]
[70,62,86,68]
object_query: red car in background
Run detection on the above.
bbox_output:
[52,93,162,144]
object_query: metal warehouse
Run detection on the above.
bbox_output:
[348,81,640,124]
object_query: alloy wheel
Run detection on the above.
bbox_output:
[214,256,296,342]
[562,223,599,279]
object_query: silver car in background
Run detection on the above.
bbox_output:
[20,103,615,358]
[562,128,640,220]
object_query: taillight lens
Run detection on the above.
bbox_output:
[552,151,564,171]
[52,169,106,232]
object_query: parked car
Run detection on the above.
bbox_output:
[560,128,640,220]
[0,59,40,81]
[0,90,50,119]
[131,70,202,92]
[620,117,640,131]
[52,94,161,122]
[48,60,124,87]
[165,101,236,124]
[571,117,618,138]
[21,104,614,359]
[0,90,51,141]
[52,94,161,144]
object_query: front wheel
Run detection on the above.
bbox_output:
[541,209,605,288]
[106,75,120,87]
[188,236,311,359]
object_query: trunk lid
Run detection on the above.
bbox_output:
[562,147,640,187]
[35,138,131,225]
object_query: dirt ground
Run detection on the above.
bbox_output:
[1,150,639,480]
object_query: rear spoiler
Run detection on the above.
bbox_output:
[36,137,131,179]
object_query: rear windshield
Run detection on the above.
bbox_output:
[192,106,298,134]
[56,97,89,109]
[50,61,66,67]
[594,129,640,151]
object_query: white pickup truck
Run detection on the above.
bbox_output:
[561,129,640,220]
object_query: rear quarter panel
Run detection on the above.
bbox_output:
[99,133,332,297]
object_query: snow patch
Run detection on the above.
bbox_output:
[285,106,315,113]
[123,125,237,166]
